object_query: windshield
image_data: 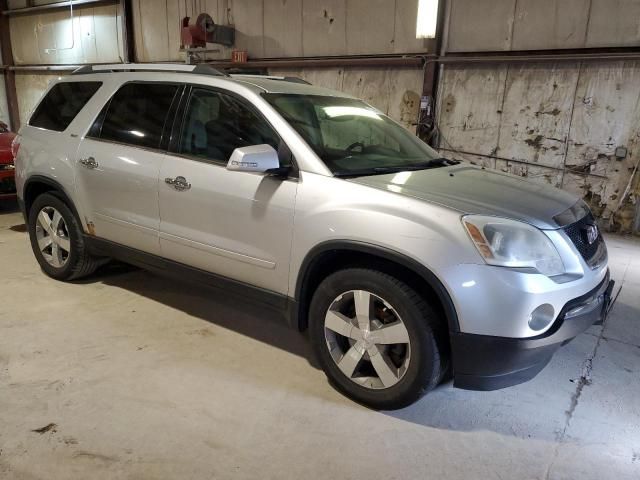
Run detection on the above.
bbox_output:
[263,94,444,176]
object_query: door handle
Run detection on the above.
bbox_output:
[79,156,98,169]
[165,176,191,191]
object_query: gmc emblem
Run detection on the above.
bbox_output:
[585,224,599,245]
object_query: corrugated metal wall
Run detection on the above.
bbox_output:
[6,0,425,129]
[128,0,426,129]
[446,0,640,52]
[437,0,640,232]
[9,3,123,65]
[6,2,124,122]
[131,0,426,61]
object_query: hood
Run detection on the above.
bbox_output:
[349,164,579,229]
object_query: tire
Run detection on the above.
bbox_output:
[309,268,448,410]
[28,192,103,281]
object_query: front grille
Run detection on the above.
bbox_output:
[563,214,603,264]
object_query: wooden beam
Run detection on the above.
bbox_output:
[0,0,20,130]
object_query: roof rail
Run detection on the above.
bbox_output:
[230,74,311,85]
[72,63,228,77]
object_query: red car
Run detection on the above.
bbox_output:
[0,121,17,199]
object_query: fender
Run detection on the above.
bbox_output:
[22,175,84,229]
[293,240,460,333]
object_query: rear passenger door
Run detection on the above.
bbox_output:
[75,82,182,255]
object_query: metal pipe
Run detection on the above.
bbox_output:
[6,49,640,76]
[435,51,640,65]
[207,56,425,69]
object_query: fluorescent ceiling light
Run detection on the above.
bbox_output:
[416,0,439,39]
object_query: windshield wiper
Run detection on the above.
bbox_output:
[333,158,460,178]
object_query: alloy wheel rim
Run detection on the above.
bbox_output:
[324,290,411,390]
[35,206,71,268]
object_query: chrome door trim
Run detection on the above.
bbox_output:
[159,231,276,269]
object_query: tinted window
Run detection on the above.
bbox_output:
[29,82,101,132]
[180,88,280,163]
[99,83,179,149]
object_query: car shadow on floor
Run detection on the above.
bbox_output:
[0,197,19,214]
[78,261,318,368]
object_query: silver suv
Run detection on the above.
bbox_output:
[15,64,613,409]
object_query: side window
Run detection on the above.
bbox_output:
[29,82,102,132]
[97,82,179,150]
[180,88,280,163]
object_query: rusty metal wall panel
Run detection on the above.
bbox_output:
[565,61,640,225]
[301,0,346,56]
[511,0,590,50]
[387,68,422,130]
[447,0,516,52]
[497,64,580,171]
[341,67,391,113]
[437,61,640,232]
[436,65,508,157]
[9,3,124,64]
[586,0,640,48]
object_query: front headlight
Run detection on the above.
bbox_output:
[462,215,565,276]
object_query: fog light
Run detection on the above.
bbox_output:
[528,304,555,331]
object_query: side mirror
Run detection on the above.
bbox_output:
[226,144,280,174]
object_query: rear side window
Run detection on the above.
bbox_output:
[29,82,102,132]
[96,82,180,150]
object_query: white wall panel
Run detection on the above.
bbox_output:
[133,0,431,62]
[446,0,640,53]
[9,3,124,65]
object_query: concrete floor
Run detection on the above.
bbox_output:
[0,201,639,480]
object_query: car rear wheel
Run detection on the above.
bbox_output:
[309,268,447,410]
[28,193,103,280]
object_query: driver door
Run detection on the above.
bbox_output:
[158,87,298,296]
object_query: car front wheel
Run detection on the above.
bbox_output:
[309,268,447,410]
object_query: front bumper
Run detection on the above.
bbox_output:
[452,271,613,390]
